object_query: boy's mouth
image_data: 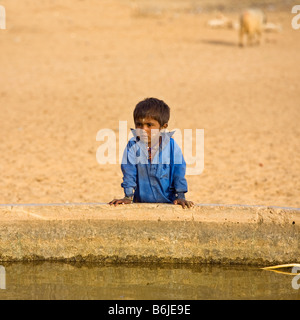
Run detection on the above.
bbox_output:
[135,129,148,141]
[139,135,149,143]
[135,129,161,144]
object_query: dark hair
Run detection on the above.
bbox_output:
[133,98,170,127]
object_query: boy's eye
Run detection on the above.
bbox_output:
[135,122,154,127]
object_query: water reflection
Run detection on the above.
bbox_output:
[0,262,299,300]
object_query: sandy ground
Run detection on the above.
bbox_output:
[0,0,299,208]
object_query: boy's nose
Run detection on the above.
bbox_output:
[141,125,150,132]
[136,128,148,137]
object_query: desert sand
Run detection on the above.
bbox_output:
[0,0,299,208]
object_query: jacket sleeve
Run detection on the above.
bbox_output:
[172,140,188,198]
[121,140,137,197]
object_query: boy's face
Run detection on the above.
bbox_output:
[135,117,167,145]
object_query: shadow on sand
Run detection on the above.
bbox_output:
[201,39,238,47]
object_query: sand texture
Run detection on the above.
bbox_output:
[0,0,299,207]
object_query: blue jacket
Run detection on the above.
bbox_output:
[121,131,188,203]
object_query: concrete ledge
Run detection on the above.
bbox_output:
[0,203,299,265]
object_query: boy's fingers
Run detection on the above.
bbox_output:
[174,199,194,209]
[115,200,123,206]
[109,199,124,206]
[111,199,133,206]
[178,200,186,209]
[174,199,186,208]
[187,201,194,208]
[109,199,117,205]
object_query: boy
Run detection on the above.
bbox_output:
[109,98,193,209]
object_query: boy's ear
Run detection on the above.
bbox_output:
[161,123,168,129]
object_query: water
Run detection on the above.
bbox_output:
[0,262,299,300]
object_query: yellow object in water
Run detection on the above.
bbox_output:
[261,264,300,275]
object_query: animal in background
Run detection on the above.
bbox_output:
[239,9,266,47]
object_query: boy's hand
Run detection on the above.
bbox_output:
[109,198,133,206]
[173,199,194,209]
